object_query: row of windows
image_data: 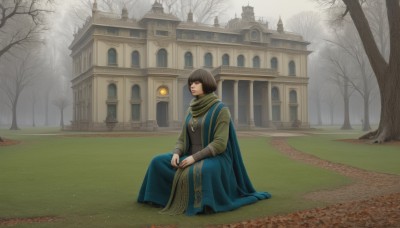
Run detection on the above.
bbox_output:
[107,84,141,100]
[107,84,141,121]
[107,48,297,75]
[106,83,297,121]
[272,87,298,103]
[108,83,297,103]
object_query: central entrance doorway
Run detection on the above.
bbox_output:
[157,101,169,127]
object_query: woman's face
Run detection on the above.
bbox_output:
[190,81,204,97]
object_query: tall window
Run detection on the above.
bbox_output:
[131,85,141,121]
[272,87,280,101]
[271,57,278,70]
[184,52,193,68]
[289,61,296,76]
[106,84,117,121]
[108,84,117,99]
[107,104,117,120]
[131,51,140,68]
[222,54,229,66]
[289,90,297,103]
[108,48,117,66]
[272,87,280,121]
[237,55,245,67]
[253,56,260,68]
[289,90,298,122]
[157,49,168,67]
[204,53,213,68]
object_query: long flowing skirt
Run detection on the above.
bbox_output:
[137,151,270,215]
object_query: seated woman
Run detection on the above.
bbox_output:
[137,69,271,215]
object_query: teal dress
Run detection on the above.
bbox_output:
[137,100,271,215]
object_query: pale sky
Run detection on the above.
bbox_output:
[229,0,321,24]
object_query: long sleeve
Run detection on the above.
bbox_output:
[192,107,230,161]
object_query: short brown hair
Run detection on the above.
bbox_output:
[187,69,217,94]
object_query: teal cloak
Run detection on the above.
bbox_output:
[137,101,271,215]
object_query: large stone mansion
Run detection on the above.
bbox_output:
[69,1,310,131]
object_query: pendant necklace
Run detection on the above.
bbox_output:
[190,117,198,132]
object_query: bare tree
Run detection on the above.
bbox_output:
[322,44,356,129]
[308,62,326,126]
[365,0,390,60]
[317,0,400,142]
[328,23,378,131]
[0,0,53,58]
[286,11,325,51]
[52,96,69,129]
[0,52,40,130]
[70,0,149,24]
[324,87,339,125]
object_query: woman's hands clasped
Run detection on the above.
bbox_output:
[171,154,195,169]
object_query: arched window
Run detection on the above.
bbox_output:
[290,90,297,103]
[253,56,260,68]
[204,53,213,68]
[222,54,229,66]
[131,85,140,100]
[184,52,193,68]
[108,48,117,66]
[237,55,245,67]
[272,87,280,101]
[251,30,259,41]
[131,85,141,121]
[289,61,296,76]
[157,49,168,67]
[108,84,117,99]
[271,57,278,70]
[131,51,140,68]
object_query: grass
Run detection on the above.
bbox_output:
[287,132,400,175]
[0,128,382,227]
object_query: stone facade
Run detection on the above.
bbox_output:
[69,1,310,131]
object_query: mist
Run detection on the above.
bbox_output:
[0,0,387,130]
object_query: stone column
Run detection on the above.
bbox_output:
[172,79,179,128]
[217,79,223,100]
[233,80,239,127]
[268,81,272,127]
[248,80,255,128]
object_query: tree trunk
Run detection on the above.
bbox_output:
[10,95,20,130]
[60,108,64,129]
[343,0,400,142]
[362,93,371,131]
[341,78,352,130]
[45,89,50,126]
[372,69,400,142]
[316,94,323,125]
[341,96,352,129]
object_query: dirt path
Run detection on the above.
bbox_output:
[271,137,400,203]
[214,137,400,227]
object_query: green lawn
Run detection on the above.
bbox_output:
[0,128,356,227]
[287,132,400,175]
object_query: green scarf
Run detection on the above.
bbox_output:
[189,93,219,117]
